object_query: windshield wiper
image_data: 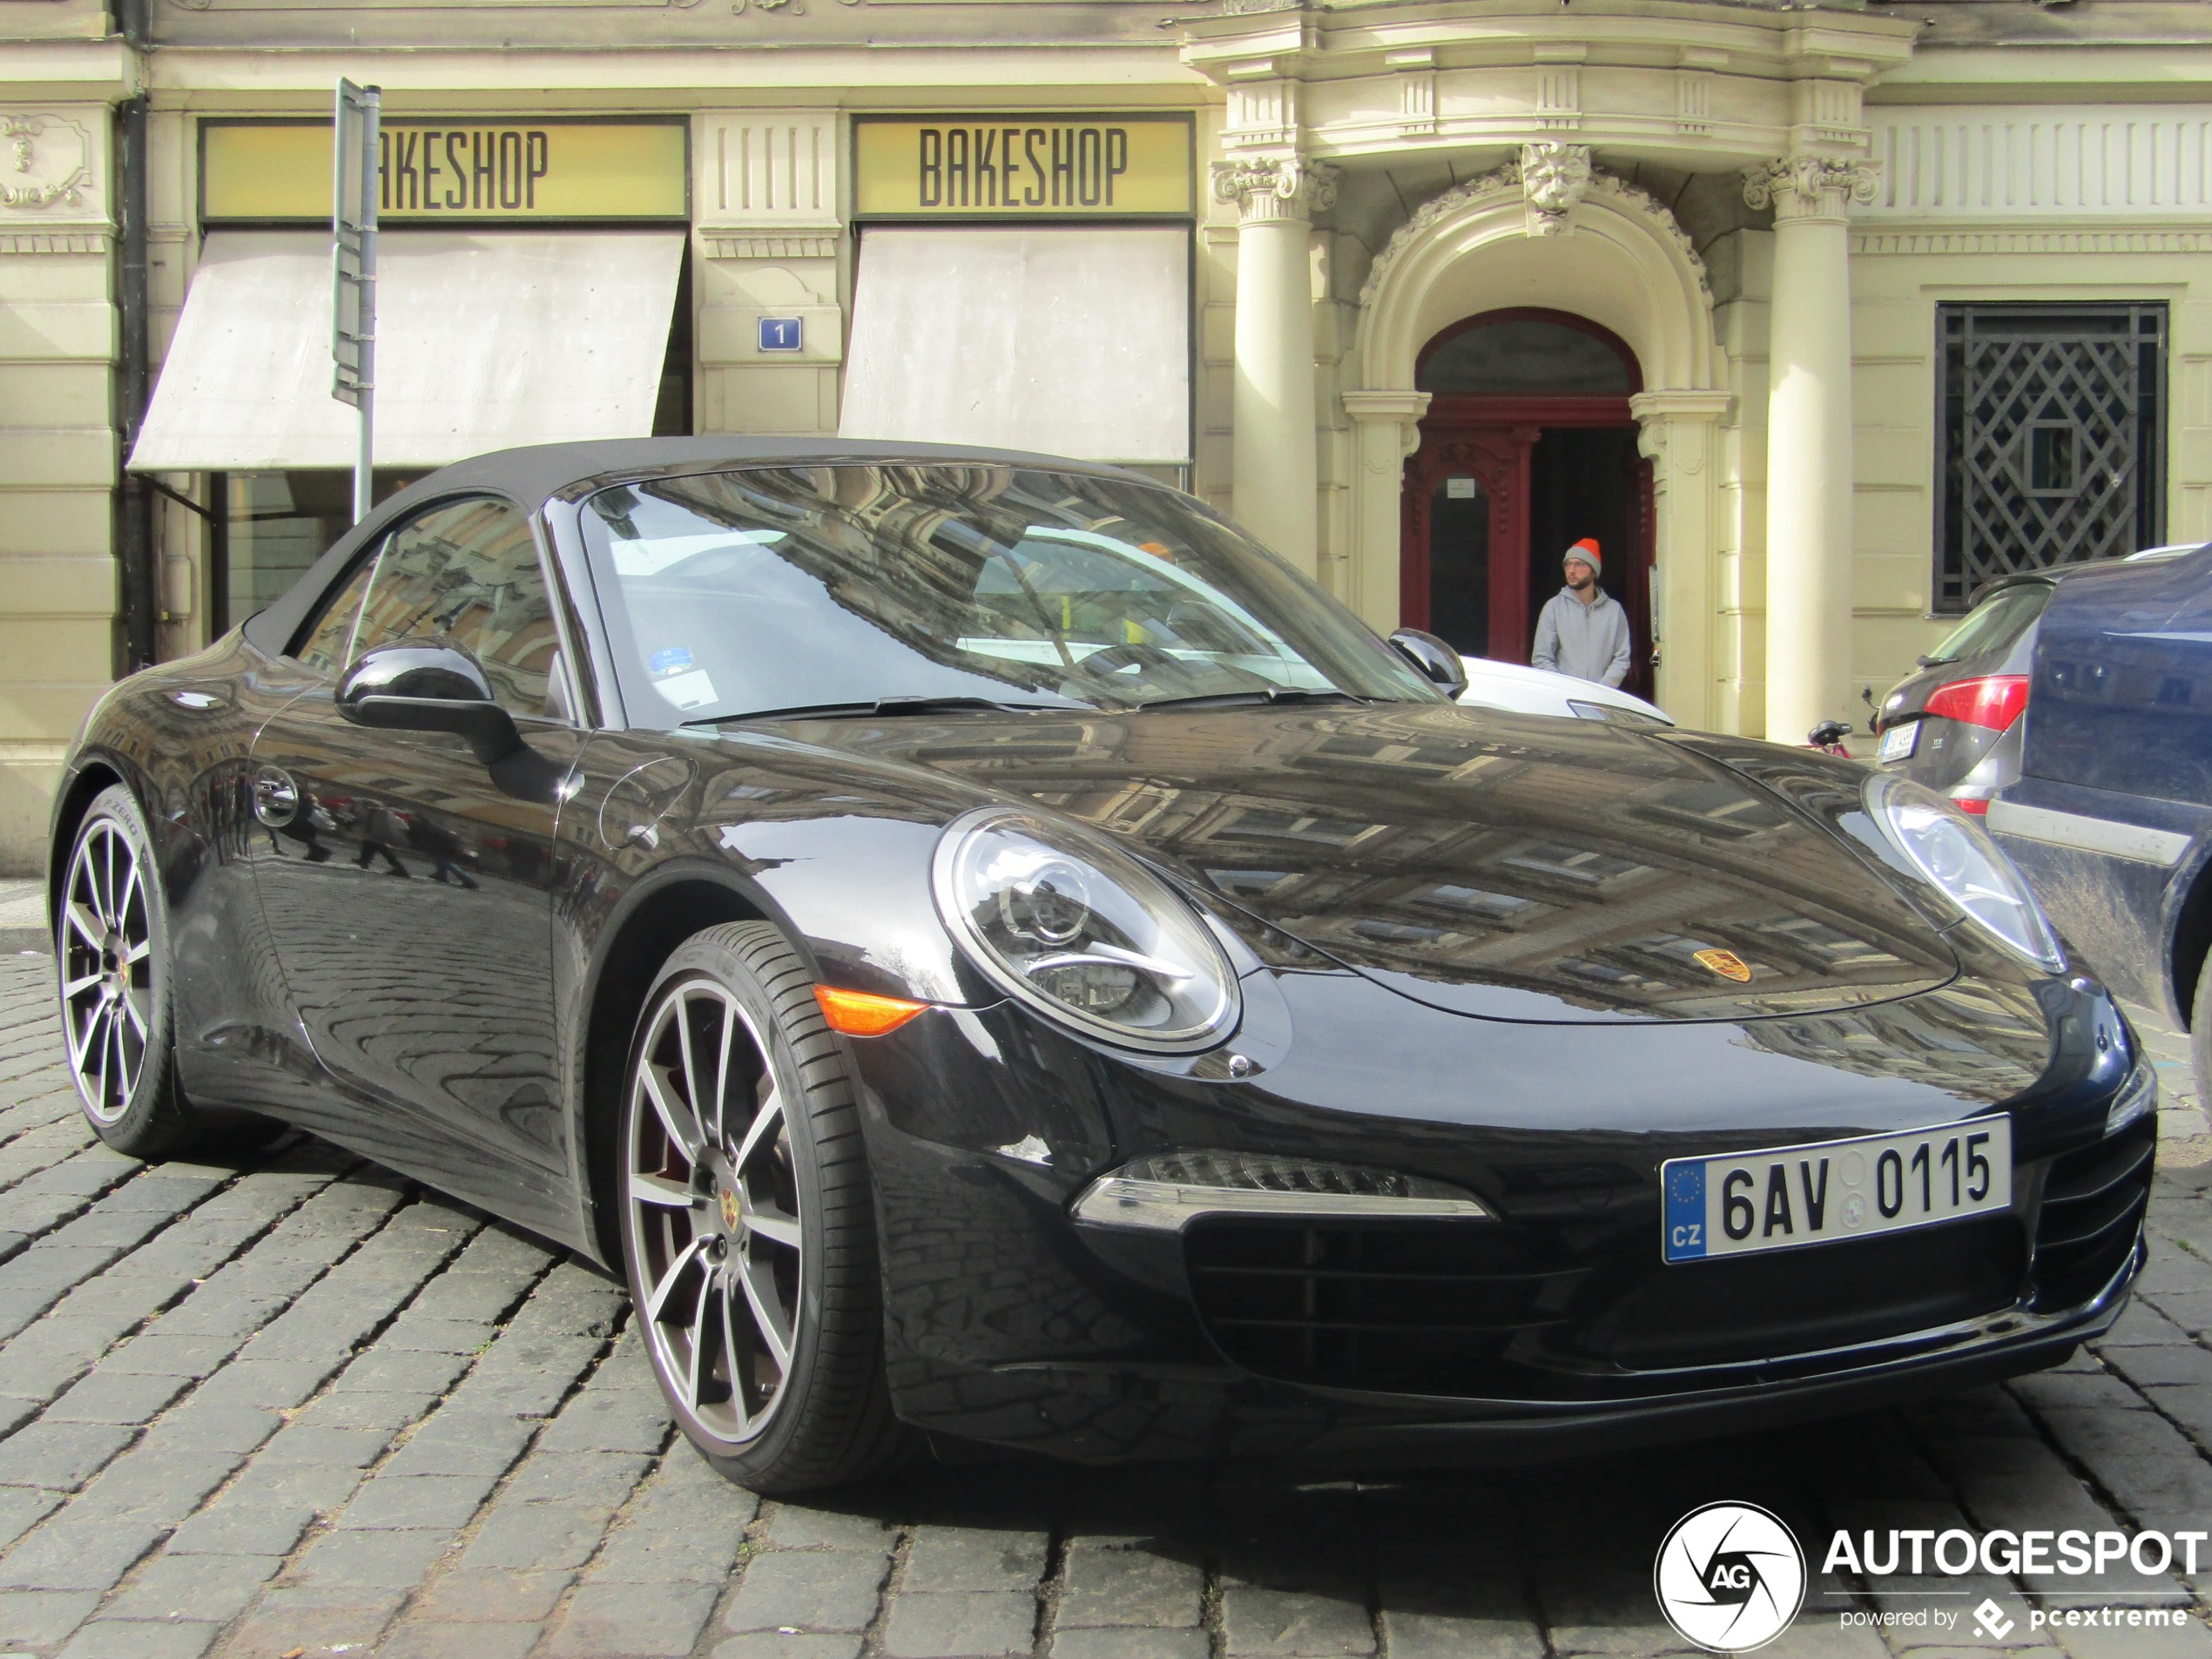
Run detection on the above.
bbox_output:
[1131,688,1371,712]
[684,695,1084,727]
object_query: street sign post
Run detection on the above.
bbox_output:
[332,78,381,524]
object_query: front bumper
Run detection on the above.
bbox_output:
[843,968,2149,1465]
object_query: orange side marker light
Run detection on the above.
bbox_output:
[814,985,931,1036]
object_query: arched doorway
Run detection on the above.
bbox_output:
[1399,309,1656,698]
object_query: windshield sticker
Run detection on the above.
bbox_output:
[655,668,718,711]
[649,645,695,678]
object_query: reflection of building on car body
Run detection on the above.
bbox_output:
[49,438,2154,1495]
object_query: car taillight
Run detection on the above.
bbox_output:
[1924,674,2028,732]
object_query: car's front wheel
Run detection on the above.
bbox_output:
[617,921,910,1494]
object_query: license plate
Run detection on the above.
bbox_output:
[1879,721,1919,763]
[1662,1116,2011,1263]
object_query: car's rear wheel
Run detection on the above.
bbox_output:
[2192,951,2212,1109]
[617,921,910,1494]
[56,785,215,1159]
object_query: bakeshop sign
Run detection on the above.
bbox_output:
[199,118,688,223]
[853,114,1193,219]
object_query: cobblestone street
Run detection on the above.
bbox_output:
[4,891,2212,1659]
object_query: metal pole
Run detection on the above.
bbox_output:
[354,86,378,523]
[333,79,381,524]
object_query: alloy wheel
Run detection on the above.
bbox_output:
[58,818,154,1125]
[625,976,805,1445]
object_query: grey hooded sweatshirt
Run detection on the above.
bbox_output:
[1531,585,1631,687]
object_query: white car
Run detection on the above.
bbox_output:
[1457,656,1673,727]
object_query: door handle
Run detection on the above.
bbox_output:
[252,766,300,828]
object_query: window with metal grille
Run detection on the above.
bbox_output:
[1935,303,2167,613]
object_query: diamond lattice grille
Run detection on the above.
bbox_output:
[1936,304,2167,612]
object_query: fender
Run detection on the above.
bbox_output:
[554,743,1013,1267]
[2155,819,2212,1024]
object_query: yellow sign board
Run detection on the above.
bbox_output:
[853,115,1191,219]
[200,119,689,223]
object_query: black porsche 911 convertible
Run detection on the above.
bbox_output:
[50,439,2153,1494]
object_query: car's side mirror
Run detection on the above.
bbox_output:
[338,643,521,766]
[1387,628,1470,700]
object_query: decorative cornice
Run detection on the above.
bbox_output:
[1521,141,1590,238]
[1211,157,1339,224]
[1353,158,1709,311]
[698,228,841,261]
[1341,389,1433,421]
[1743,155,1879,225]
[1852,227,2212,257]
[0,231,108,256]
[1629,389,1732,423]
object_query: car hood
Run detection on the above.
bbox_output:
[765,700,1959,1025]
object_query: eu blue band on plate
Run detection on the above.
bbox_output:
[1664,1161,1706,1261]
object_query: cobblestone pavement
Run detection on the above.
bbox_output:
[5,910,2212,1659]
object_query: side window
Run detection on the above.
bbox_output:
[294,557,378,677]
[348,498,566,719]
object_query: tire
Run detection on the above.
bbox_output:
[54,784,216,1160]
[616,921,911,1494]
[2192,953,2212,1110]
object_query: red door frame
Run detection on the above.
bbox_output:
[1401,395,1656,679]
[1401,309,1656,680]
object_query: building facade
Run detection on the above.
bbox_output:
[1,0,2208,872]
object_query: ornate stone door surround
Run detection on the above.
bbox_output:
[1346,152,1731,725]
[1179,0,1917,733]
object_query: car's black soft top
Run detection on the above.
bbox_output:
[240,436,1157,660]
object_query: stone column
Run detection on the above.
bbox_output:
[1340,389,1430,631]
[1212,157,1337,578]
[1744,156,1876,744]
[1629,390,1734,731]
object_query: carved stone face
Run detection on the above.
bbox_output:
[1524,146,1593,218]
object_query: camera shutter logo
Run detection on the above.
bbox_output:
[1653,1501,1806,1652]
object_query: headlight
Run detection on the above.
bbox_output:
[931,806,1239,1052]
[2107,1060,2157,1136]
[1861,773,2062,971]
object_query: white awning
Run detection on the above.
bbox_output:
[130,229,684,473]
[838,226,1190,467]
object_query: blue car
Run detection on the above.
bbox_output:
[1988,543,2212,1093]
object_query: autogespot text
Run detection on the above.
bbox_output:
[1823,1527,2209,1577]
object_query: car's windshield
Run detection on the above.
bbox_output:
[578,464,1444,724]
[1923,583,2051,666]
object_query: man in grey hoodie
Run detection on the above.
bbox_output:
[1531,537,1631,687]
